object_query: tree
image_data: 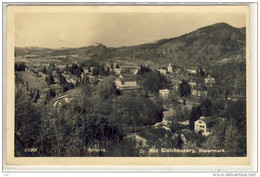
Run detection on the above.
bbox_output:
[168,92,178,109]
[15,62,26,71]
[225,100,246,129]
[59,74,67,86]
[176,134,184,149]
[203,135,222,149]
[46,74,55,85]
[141,71,170,93]
[137,65,151,75]
[225,88,230,100]
[189,106,202,130]
[15,85,42,156]
[97,76,119,100]
[42,66,47,74]
[179,80,191,97]
[224,124,244,156]
[110,63,114,70]
[117,94,163,126]
[200,98,212,116]
[46,89,56,101]
[199,68,205,77]
[106,138,139,157]
[33,89,40,103]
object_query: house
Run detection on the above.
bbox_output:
[123,81,138,87]
[191,89,208,97]
[159,89,170,99]
[167,63,173,73]
[114,68,122,75]
[90,67,95,72]
[173,85,179,92]
[114,79,138,90]
[157,67,167,75]
[62,72,79,85]
[194,116,220,136]
[189,82,197,89]
[131,68,139,75]
[205,75,216,87]
[187,69,197,75]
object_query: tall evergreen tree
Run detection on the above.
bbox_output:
[224,124,243,156]
[179,80,191,97]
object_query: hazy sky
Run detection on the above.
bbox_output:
[15,12,246,48]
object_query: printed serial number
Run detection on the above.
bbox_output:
[24,148,37,152]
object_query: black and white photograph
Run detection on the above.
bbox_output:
[9,5,250,162]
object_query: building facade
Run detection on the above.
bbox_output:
[159,89,170,99]
[205,75,216,87]
[194,116,219,136]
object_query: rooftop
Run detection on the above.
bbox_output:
[198,116,218,124]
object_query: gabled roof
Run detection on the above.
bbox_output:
[198,116,218,124]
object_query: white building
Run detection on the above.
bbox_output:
[131,69,139,75]
[188,82,197,89]
[205,75,216,87]
[158,67,167,75]
[114,68,122,75]
[167,63,173,73]
[173,85,179,92]
[114,79,138,90]
[191,90,208,97]
[194,116,219,136]
[187,69,197,75]
[123,81,137,87]
[159,89,170,99]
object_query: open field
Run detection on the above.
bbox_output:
[113,58,160,70]
[20,71,48,89]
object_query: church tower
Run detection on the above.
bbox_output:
[168,63,173,73]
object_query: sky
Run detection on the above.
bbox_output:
[15,12,246,48]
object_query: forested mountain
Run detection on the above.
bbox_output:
[15,22,246,96]
[16,22,246,66]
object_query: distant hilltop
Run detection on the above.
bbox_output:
[15,22,246,68]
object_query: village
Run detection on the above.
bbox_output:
[14,51,243,157]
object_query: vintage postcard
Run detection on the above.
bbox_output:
[4,4,255,169]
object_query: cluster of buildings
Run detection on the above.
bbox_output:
[127,114,225,156]
[190,75,216,97]
[158,70,216,100]
[157,63,173,75]
[61,71,80,85]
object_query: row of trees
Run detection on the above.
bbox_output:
[15,81,138,156]
[15,74,165,156]
[15,62,26,71]
[201,100,246,156]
